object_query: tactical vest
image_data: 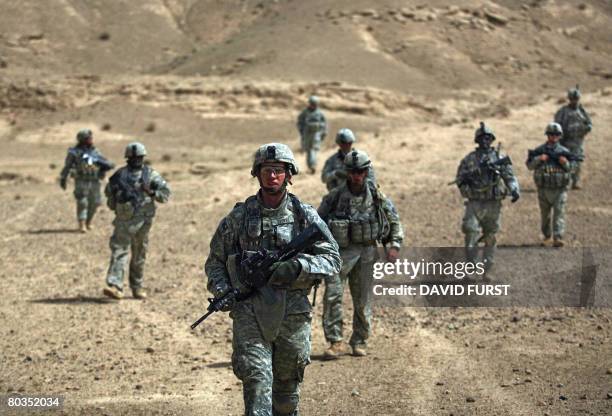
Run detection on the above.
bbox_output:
[69,147,101,180]
[237,193,308,252]
[461,151,507,201]
[327,183,390,247]
[226,193,310,294]
[109,166,154,220]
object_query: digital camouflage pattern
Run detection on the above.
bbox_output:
[526,142,575,239]
[205,192,340,416]
[104,165,170,291]
[60,145,110,222]
[554,103,592,187]
[296,106,327,171]
[318,182,403,347]
[321,149,377,191]
[456,147,519,266]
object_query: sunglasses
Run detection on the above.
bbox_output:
[260,166,287,176]
[348,168,368,175]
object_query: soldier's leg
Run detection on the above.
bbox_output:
[307,132,322,171]
[537,189,553,239]
[552,190,568,240]
[129,219,152,290]
[86,182,102,226]
[232,304,274,416]
[106,222,131,290]
[272,313,311,416]
[323,250,359,343]
[462,201,481,263]
[73,181,88,229]
[480,201,501,270]
[348,249,376,348]
[322,273,345,343]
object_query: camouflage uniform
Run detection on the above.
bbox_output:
[554,99,592,188]
[318,151,403,349]
[526,140,574,241]
[59,130,113,226]
[296,96,327,172]
[456,124,519,268]
[104,143,170,294]
[321,150,377,190]
[205,143,341,416]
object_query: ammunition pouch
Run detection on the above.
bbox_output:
[227,252,255,294]
[534,166,571,189]
[329,219,350,248]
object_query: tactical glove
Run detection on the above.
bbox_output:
[60,177,67,190]
[212,282,234,311]
[510,190,520,203]
[268,259,302,288]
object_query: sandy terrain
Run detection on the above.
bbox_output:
[1,1,611,415]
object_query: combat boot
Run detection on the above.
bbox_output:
[323,341,344,360]
[103,285,124,300]
[78,220,87,233]
[541,237,553,247]
[352,345,367,357]
[553,238,565,248]
[86,221,94,231]
[132,288,148,300]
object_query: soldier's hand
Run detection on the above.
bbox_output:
[212,283,234,311]
[386,247,400,262]
[59,178,67,190]
[558,156,568,165]
[510,190,520,203]
[142,183,155,197]
[540,154,549,162]
[268,259,302,288]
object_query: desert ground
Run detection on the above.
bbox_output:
[1,1,611,415]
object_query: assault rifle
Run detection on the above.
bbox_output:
[527,148,584,166]
[108,167,151,211]
[70,149,115,173]
[449,154,512,187]
[191,222,325,329]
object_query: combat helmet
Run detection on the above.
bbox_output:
[474,121,496,144]
[344,149,371,170]
[567,84,581,100]
[336,128,356,145]
[251,143,299,177]
[76,129,93,143]
[124,142,147,158]
[545,122,563,136]
[308,95,319,106]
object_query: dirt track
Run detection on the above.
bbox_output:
[1,0,612,415]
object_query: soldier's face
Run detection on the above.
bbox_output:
[478,135,493,148]
[546,133,561,144]
[128,156,144,169]
[347,168,368,187]
[259,163,287,193]
[569,98,579,107]
[339,143,352,154]
[85,136,93,146]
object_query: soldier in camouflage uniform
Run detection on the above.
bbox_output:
[554,86,592,189]
[455,122,520,271]
[526,123,576,247]
[296,96,327,174]
[59,129,114,232]
[321,128,376,190]
[318,150,403,359]
[103,142,170,300]
[205,143,341,416]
